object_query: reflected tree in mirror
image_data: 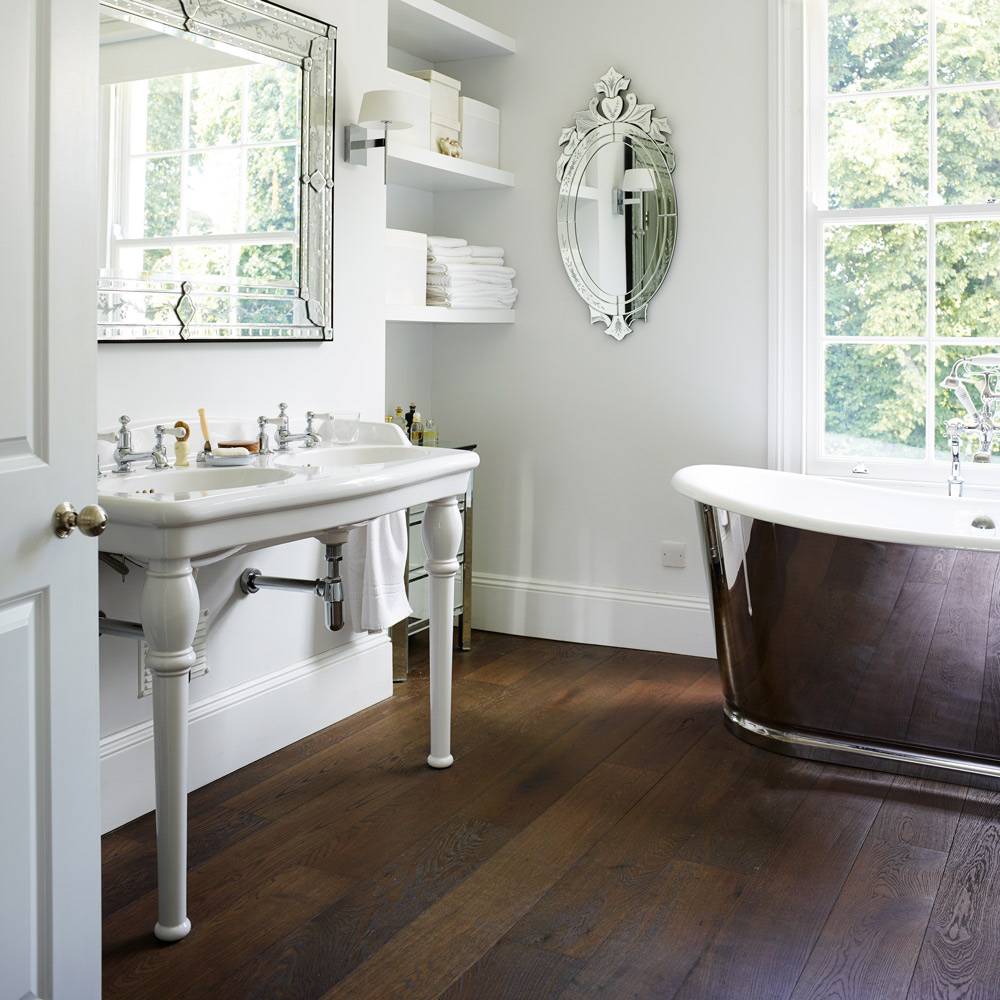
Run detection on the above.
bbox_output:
[556,67,677,340]
[97,0,335,342]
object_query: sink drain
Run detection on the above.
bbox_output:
[972,515,996,530]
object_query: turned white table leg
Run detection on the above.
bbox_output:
[422,496,464,769]
[141,558,199,942]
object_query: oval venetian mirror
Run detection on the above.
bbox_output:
[557,67,677,341]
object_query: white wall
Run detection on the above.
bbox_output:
[97,0,394,832]
[428,0,769,655]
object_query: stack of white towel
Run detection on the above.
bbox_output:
[426,236,518,310]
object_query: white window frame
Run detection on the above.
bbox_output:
[771,0,1000,487]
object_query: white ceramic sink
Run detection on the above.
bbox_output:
[102,465,294,497]
[273,444,423,469]
[98,424,477,559]
[95,419,477,943]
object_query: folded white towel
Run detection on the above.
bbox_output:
[426,246,473,258]
[427,236,468,248]
[445,297,517,309]
[427,275,514,288]
[432,258,504,268]
[343,513,412,632]
[468,246,504,258]
[428,289,519,307]
[434,264,516,278]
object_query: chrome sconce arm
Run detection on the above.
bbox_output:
[344,90,424,185]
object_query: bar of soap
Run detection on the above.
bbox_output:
[213,446,250,457]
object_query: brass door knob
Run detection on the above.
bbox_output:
[53,501,109,539]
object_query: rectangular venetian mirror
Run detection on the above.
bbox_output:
[98,0,335,342]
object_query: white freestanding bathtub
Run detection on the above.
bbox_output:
[674,464,1000,787]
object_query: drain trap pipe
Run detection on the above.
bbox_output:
[239,541,346,632]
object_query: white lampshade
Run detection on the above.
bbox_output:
[621,167,656,192]
[357,89,424,131]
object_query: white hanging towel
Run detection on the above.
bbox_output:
[343,512,412,632]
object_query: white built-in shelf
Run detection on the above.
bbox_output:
[386,304,516,324]
[387,0,515,62]
[388,144,514,192]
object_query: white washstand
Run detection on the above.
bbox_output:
[97,421,477,941]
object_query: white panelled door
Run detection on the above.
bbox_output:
[0,1,101,997]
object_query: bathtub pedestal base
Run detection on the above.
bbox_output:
[724,704,1000,791]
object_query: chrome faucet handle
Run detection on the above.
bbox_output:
[258,404,290,452]
[304,410,332,447]
[115,414,132,449]
[257,415,272,455]
[148,424,182,469]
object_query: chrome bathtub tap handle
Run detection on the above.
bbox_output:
[947,418,965,498]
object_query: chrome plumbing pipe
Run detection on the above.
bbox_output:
[239,542,345,632]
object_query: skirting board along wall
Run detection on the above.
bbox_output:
[472,573,715,657]
[99,633,392,833]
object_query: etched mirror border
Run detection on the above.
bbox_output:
[98,0,336,342]
[556,67,677,341]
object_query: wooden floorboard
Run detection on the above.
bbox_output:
[102,631,1000,1000]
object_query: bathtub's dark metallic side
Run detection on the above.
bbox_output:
[699,503,1000,790]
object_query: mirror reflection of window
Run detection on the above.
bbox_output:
[99,14,302,330]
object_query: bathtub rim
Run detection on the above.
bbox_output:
[674,464,1000,553]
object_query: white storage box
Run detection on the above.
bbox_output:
[431,114,461,153]
[385,68,430,150]
[409,69,461,123]
[385,228,426,307]
[460,96,500,168]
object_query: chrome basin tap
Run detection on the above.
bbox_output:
[112,415,173,473]
[258,403,320,451]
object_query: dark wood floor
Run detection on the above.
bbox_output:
[102,631,1000,1000]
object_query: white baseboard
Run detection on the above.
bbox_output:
[99,633,392,834]
[471,572,715,658]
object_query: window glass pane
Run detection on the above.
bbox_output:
[189,67,243,148]
[142,248,171,278]
[936,220,1000,337]
[937,0,1000,85]
[143,156,181,237]
[828,0,928,94]
[937,90,1000,204]
[935,344,1000,455]
[825,344,926,458]
[145,76,183,153]
[237,243,297,285]
[247,65,301,142]
[246,146,298,232]
[826,223,926,337]
[186,149,241,235]
[828,96,928,208]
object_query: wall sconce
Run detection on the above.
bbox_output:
[614,167,656,215]
[344,89,423,183]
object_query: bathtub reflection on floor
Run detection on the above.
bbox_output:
[701,506,1000,789]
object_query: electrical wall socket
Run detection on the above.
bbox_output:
[661,541,687,569]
